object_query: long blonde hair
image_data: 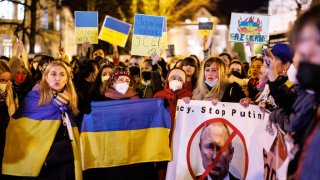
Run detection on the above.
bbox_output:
[38,61,79,115]
[192,57,228,100]
[0,60,18,116]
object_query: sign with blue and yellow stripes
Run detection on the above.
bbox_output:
[75,11,99,44]
[98,16,132,47]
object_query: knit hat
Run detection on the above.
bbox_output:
[168,68,186,83]
[109,70,130,83]
[271,43,295,64]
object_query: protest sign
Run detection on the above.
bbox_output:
[98,16,132,47]
[80,98,171,170]
[229,13,270,44]
[131,14,164,56]
[161,17,168,49]
[166,100,286,180]
[75,11,98,44]
[198,22,213,37]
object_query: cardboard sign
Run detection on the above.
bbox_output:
[131,14,164,56]
[166,100,280,180]
[229,13,270,44]
[75,11,98,44]
[98,16,132,47]
[198,22,213,36]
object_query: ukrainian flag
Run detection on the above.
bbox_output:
[98,16,131,47]
[75,11,98,44]
[2,86,82,180]
[80,98,171,170]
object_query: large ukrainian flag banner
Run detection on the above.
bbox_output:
[80,98,172,170]
[2,86,82,180]
[75,11,98,44]
[98,16,132,47]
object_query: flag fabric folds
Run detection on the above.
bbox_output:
[80,98,172,170]
[2,86,82,180]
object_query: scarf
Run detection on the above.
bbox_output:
[52,90,74,140]
[105,88,139,100]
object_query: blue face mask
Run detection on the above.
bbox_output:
[205,79,218,88]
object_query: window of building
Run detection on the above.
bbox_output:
[0,1,14,20]
[56,14,60,31]
[17,0,25,20]
[40,9,49,29]
[0,39,13,57]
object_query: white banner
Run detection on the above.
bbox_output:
[166,100,280,180]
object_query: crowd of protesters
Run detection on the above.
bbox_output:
[1,4,320,180]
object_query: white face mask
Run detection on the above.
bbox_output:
[33,62,39,70]
[287,64,298,84]
[115,82,129,94]
[101,75,110,82]
[205,79,218,88]
[169,80,183,92]
[0,83,7,94]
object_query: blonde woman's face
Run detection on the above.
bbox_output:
[204,62,219,83]
[0,72,10,93]
[46,66,68,91]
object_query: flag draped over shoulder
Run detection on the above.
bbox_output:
[2,85,82,180]
[80,98,172,170]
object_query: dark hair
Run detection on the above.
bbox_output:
[78,60,98,79]
[289,4,320,46]
[33,55,55,82]
[141,59,153,68]
[251,57,264,64]
[219,53,232,62]
[229,60,247,78]
[90,63,116,99]
[181,57,199,88]
[92,48,105,55]
[130,55,143,60]
[190,54,201,68]
[0,56,10,62]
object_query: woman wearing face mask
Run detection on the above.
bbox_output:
[135,59,163,99]
[0,60,17,175]
[90,63,115,101]
[104,68,138,100]
[192,57,245,103]
[181,57,199,92]
[8,55,35,105]
[2,61,81,179]
[153,68,193,142]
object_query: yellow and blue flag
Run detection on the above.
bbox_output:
[2,86,82,180]
[98,16,132,47]
[80,98,171,170]
[75,11,99,44]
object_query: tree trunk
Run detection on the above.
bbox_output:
[29,0,37,54]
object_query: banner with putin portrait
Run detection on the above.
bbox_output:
[166,100,289,180]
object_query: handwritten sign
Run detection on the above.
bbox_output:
[198,22,213,37]
[98,16,132,47]
[229,12,270,44]
[75,11,98,44]
[131,14,164,56]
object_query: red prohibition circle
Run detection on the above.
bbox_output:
[186,118,249,180]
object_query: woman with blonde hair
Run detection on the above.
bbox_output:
[0,60,17,175]
[192,57,246,103]
[2,61,82,180]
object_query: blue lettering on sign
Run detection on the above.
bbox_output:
[133,14,164,37]
[240,34,244,41]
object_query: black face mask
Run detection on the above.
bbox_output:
[297,61,320,93]
[142,71,152,81]
[229,71,244,79]
[129,66,140,76]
